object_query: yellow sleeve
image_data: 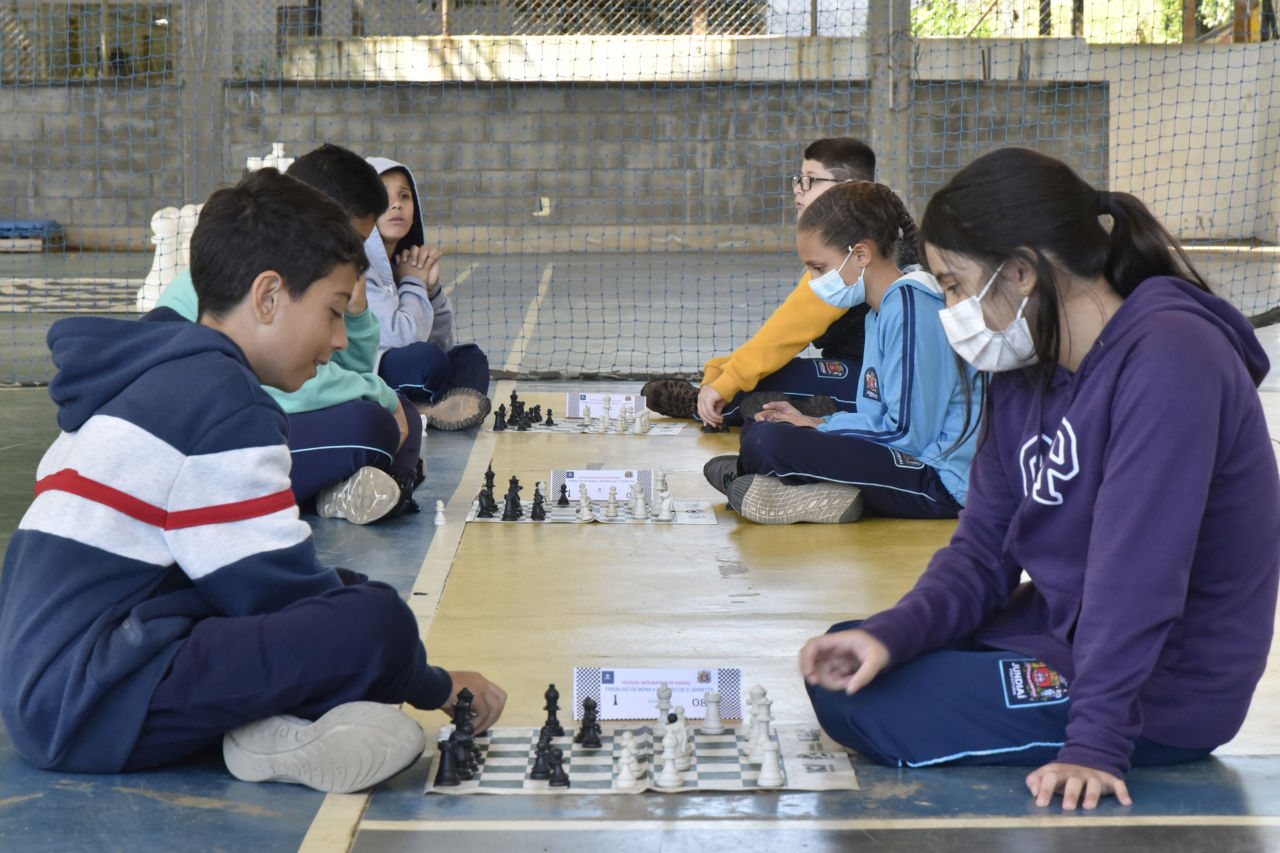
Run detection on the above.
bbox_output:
[700,271,848,400]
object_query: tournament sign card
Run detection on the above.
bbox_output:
[573,666,744,720]
[565,392,646,419]
[550,468,653,502]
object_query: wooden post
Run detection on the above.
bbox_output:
[1183,0,1199,41]
[866,0,912,195]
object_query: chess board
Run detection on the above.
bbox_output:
[465,499,717,524]
[424,723,859,795]
[494,417,687,436]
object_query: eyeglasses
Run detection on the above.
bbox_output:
[792,175,840,193]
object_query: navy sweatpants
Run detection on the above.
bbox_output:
[808,620,1211,770]
[286,395,422,503]
[738,419,962,519]
[718,356,861,427]
[124,576,449,771]
[378,342,490,404]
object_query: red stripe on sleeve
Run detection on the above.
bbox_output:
[35,468,297,531]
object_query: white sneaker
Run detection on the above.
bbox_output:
[728,474,863,524]
[222,701,426,793]
[315,467,401,525]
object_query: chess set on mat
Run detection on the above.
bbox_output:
[491,390,686,436]
[425,684,859,795]
[465,465,717,525]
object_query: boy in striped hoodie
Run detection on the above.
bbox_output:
[0,168,504,792]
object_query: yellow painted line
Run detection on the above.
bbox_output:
[502,263,554,374]
[360,815,1280,833]
[441,262,476,299]
[300,381,518,853]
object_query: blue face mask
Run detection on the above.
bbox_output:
[808,247,864,309]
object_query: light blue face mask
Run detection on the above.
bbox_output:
[808,247,864,309]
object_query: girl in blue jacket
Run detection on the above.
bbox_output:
[708,181,981,524]
[801,148,1280,810]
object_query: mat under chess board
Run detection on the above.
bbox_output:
[424,723,858,795]
[493,417,687,436]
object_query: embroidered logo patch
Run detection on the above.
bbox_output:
[814,360,848,379]
[862,367,881,401]
[889,449,925,469]
[1000,659,1070,708]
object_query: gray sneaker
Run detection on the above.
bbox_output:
[727,474,863,524]
[419,387,491,431]
[316,466,402,525]
[702,454,741,496]
[222,701,426,793]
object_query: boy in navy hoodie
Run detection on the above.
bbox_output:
[0,168,505,791]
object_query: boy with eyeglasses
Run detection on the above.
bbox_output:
[643,137,879,427]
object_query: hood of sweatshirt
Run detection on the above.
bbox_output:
[46,310,250,433]
[364,156,425,291]
[1081,276,1269,388]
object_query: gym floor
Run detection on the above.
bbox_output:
[0,257,1278,851]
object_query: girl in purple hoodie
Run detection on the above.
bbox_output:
[801,148,1280,810]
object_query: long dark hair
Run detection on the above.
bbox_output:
[798,180,920,267]
[920,147,1208,372]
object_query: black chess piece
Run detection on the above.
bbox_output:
[529,405,542,424]
[484,464,496,492]
[454,687,475,724]
[516,412,529,431]
[530,492,546,521]
[508,399,522,426]
[476,489,494,518]
[544,409,555,427]
[448,731,474,781]
[547,747,570,788]
[556,483,570,507]
[501,491,522,521]
[543,684,565,736]
[509,389,519,412]
[493,406,507,431]
[580,724,602,749]
[529,740,552,780]
[434,738,460,786]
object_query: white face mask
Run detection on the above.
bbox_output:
[938,261,1038,372]
[808,247,864,309]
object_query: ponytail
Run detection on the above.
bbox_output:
[1099,190,1209,296]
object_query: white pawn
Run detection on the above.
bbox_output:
[744,684,766,753]
[615,747,640,788]
[654,469,667,493]
[700,691,725,735]
[656,730,682,788]
[606,485,619,515]
[619,731,644,776]
[640,410,652,433]
[582,404,591,422]
[755,739,784,787]
[434,499,446,525]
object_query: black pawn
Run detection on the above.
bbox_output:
[434,739,460,787]
[529,405,542,424]
[492,406,507,431]
[544,409,556,427]
[516,412,529,431]
[556,483,570,507]
[529,741,552,780]
[530,492,546,521]
[547,748,570,788]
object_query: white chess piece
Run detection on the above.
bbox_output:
[700,691,725,735]
[433,499,446,525]
[656,682,673,725]
[755,739,784,787]
[656,490,676,521]
[602,393,612,419]
[656,730,682,787]
[673,705,692,757]
[618,731,644,776]
[665,712,691,770]
[750,697,774,762]
[744,684,766,753]
[615,747,640,788]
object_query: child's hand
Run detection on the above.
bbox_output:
[697,385,726,425]
[444,670,508,733]
[347,275,368,315]
[1027,762,1132,810]
[755,401,823,428]
[799,629,889,696]
[394,246,443,291]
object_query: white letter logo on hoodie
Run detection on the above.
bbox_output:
[1019,419,1079,506]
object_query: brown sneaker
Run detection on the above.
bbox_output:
[641,379,698,419]
[419,387,491,431]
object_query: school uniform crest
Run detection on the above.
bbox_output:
[814,360,848,379]
[1000,659,1070,707]
[1019,418,1080,506]
[862,367,880,401]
